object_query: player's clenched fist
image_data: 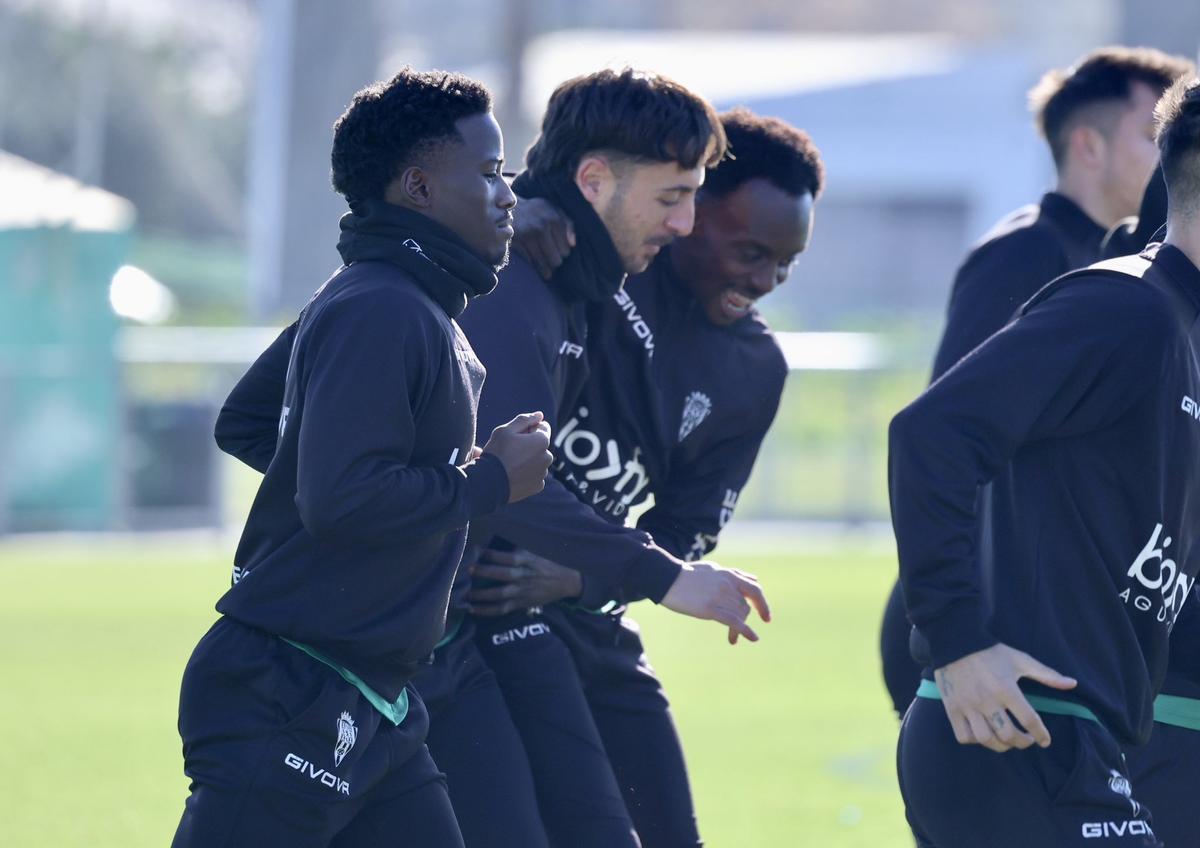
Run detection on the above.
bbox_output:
[661,561,771,644]
[482,412,553,503]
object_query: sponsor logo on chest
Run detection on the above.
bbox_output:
[1120,522,1194,626]
[553,406,651,518]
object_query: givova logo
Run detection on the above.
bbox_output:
[1121,523,1194,625]
[1182,396,1200,421]
[491,622,551,646]
[613,289,655,357]
[1082,820,1152,838]
[283,752,350,795]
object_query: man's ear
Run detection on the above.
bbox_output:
[575,154,617,206]
[385,165,433,208]
[1068,124,1107,171]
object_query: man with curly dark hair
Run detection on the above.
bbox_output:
[469,107,823,847]
[173,67,552,848]
[889,74,1200,847]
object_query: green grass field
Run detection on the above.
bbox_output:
[0,535,912,847]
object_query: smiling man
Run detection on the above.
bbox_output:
[469,108,823,846]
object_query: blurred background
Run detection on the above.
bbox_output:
[1,1,1196,845]
[4,0,1196,532]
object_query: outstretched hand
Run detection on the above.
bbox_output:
[660,562,771,645]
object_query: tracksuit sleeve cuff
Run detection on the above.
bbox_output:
[575,574,619,611]
[463,453,509,519]
[625,546,684,605]
[921,599,997,670]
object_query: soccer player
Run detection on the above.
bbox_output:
[880,46,1194,718]
[174,68,552,848]
[468,107,823,847]
[454,69,771,848]
[888,74,1200,847]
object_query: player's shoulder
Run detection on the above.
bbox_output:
[324,261,437,311]
[1030,256,1177,333]
[720,315,789,400]
[305,262,447,342]
[471,253,563,324]
[968,206,1065,264]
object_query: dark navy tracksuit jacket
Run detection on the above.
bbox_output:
[558,250,787,596]
[881,192,1108,715]
[539,252,786,848]
[891,244,1200,747]
[890,245,1200,846]
[217,261,508,703]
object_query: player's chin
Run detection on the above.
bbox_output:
[704,297,738,326]
[489,239,513,272]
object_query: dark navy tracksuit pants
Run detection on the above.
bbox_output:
[899,695,1161,847]
[414,619,551,848]
[173,617,463,848]
[473,607,642,848]
[881,580,923,718]
[541,604,702,848]
[1125,720,1200,848]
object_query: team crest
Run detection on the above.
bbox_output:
[678,391,712,442]
[334,711,357,768]
[1108,770,1140,815]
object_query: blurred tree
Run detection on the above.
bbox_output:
[0,4,247,240]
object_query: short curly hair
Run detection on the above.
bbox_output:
[524,68,726,178]
[702,108,824,201]
[1028,47,1194,168]
[331,67,492,204]
[1155,76,1200,216]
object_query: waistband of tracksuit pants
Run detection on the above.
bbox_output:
[915,678,1103,725]
[1151,694,1200,731]
[281,637,409,726]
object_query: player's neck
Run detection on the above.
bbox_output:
[1165,218,1200,271]
[1054,175,1119,230]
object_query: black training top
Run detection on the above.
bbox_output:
[890,244,1200,746]
[930,192,1106,381]
[551,251,787,607]
[457,252,686,606]
[216,260,509,703]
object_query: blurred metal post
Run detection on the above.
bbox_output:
[247,0,296,320]
[498,0,534,157]
[72,0,111,186]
